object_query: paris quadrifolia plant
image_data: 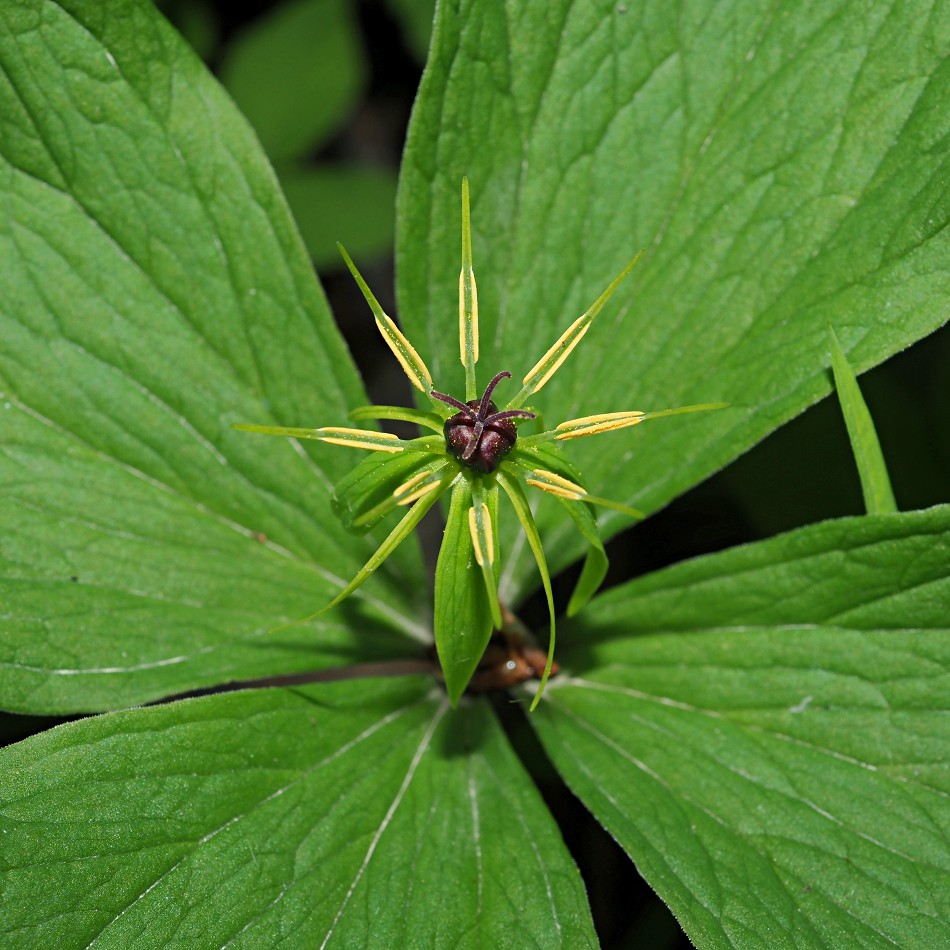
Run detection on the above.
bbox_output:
[236,180,724,708]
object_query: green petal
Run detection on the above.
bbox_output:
[507,445,612,614]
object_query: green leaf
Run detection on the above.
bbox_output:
[0,679,597,947]
[533,505,950,949]
[219,0,364,162]
[829,325,897,514]
[280,166,398,268]
[398,0,950,595]
[434,476,495,705]
[0,1,425,713]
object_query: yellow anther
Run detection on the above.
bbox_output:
[468,505,494,567]
[524,469,588,500]
[317,427,404,452]
[554,411,645,440]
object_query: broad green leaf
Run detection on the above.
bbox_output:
[533,505,950,949]
[219,0,364,162]
[829,325,897,514]
[0,1,425,714]
[279,166,398,268]
[398,0,950,596]
[0,678,597,947]
[434,476,494,705]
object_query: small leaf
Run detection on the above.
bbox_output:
[828,325,897,514]
[434,477,495,705]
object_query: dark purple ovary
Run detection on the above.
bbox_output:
[444,400,517,474]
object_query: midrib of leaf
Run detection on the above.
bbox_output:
[319,696,449,948]
[87,691,436,946]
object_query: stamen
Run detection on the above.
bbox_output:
[468,505,494,566]
[394,469,447,505]
[338,244,433,392]
[554,411,645,439]
[317,427,405,452]
[525,469,588,500]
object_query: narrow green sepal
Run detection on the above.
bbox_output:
[828,326,897,515]
[496,470,556,711]
[559,500,609,616]
[323,476,452,615]
[509,444,612,614]
[348,405,445,433]
[435,478,497,706]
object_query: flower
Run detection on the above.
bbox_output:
[236,179,723,708]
